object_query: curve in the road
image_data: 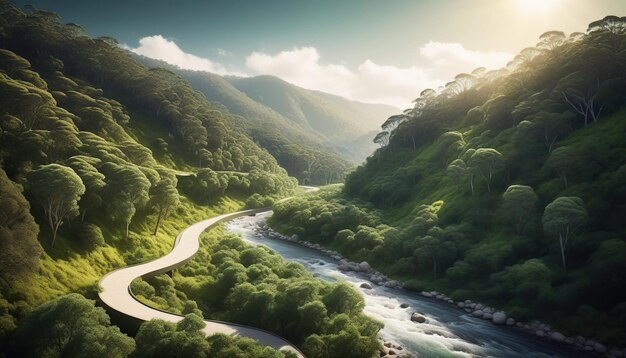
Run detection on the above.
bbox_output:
[99,187,318,357]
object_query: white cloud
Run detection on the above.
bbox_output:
[419,41,512,78]
[125,35,241,76]
[245,44,512,108]
[125,35,513,108]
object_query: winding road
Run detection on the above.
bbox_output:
[98,186,318,357]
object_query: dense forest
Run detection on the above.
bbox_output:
[135,55,395,185]
[271,16,626,346]
[0,2,381,356]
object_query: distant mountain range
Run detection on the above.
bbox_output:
[133,55,398,180]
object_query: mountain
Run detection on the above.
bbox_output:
[133,55,397,182]
[225,75,398,146]
[269,19,626,347]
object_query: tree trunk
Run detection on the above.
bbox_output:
[51,222,60,247]
[469,175,475,195]
[559,228,569,269]
[153,210,163,235]
[81,208,88,222]
[125,221,130,238]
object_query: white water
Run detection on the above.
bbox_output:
[226,212,592,358]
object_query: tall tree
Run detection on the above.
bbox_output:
[150,179,180,235]
[544,146,580,187]
[26,164,85,246]
[501,185,539,234]
[468,148,504,192]
[542,197,587,269]
[66,156,105,221]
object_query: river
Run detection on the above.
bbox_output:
[226,212,593,358]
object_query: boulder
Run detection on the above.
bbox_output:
[505,318,515,326]
[550,332,566,342]
[457,302,465,308]
[410,313,426,323]
[400,303,409,309]
[536,330,545,337]
[593,343,607,353]
[359,261,372,272]
[472,310,484,317]
[384,280,400,288]
[492,311,507,325]
[360,282,372,290]
[482,312,493,320]
[421,291,433,298]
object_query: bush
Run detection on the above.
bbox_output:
[245,193,274,209]
[76,223,105,250]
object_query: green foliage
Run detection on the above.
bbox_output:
[0,167,42,281]
[139,227,382,358]
[0,5,304,355]
[272,18,626,344]
[12,293,135,357]
[542,196,587,268]
[501,185,539,234]
[26,164,85,246]
[75,222,105,250]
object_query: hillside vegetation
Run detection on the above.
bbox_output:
[270,17,626,345]
[0,0,296,315]
[135,55,396,184]
[0,2,386,356]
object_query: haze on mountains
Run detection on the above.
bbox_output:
[134,54,398,183]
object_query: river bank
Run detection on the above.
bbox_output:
[252,218,625,358]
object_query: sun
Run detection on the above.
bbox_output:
[515,0,560,13]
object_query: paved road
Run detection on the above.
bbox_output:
[99,187,318,357]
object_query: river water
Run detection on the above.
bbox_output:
[226,212,593,358]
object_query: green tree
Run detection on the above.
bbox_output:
[150,179,180,235]
[447,158,474,194]
[13,294,134,357]
[468,148,504,192]
[133,315,209,358]
[66,156,105,221]
[542,197,588,269]
[544,146,580,187]
[26,164,85,246]
[501,185,539,234]
[107,192,136,238]
[0,168,42,280]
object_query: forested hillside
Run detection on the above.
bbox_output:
[226,75,397,158]
[134,55,396,183]
[0,1,298,354]
[271,16,626,345]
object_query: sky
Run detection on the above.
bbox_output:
[13,0,626,108]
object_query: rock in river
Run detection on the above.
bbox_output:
[360,282,372,290]
[492,311,507,325]
[411,312,426,323]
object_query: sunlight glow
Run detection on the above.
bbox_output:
[515,0,560,13]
